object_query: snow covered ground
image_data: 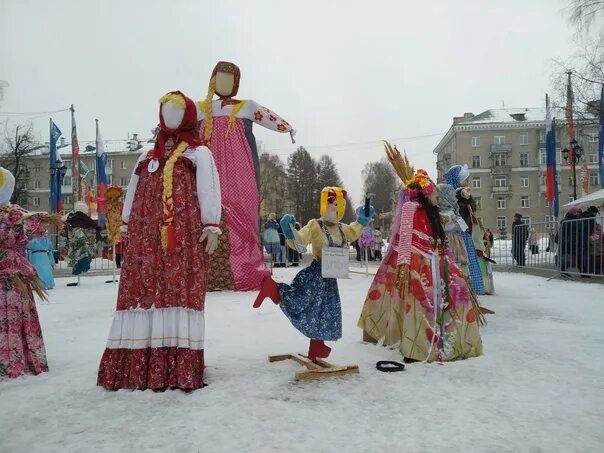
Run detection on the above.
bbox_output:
[1,270,603,453]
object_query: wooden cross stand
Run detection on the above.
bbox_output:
[269,353,359,381]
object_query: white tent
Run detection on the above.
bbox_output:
[563,188,604,208]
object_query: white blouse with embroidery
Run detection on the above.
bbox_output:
[121,146,221,230]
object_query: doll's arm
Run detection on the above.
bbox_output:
[244,100,295,142]
[194,146,221,231]
[122,152,148,224]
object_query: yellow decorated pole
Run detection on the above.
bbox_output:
[105,185,123,283]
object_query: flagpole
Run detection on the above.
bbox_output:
[71,104,80,202]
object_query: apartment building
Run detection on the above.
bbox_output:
[14,135,151,213]
[433,108,601,233]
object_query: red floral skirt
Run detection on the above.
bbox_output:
[97,157,208,390]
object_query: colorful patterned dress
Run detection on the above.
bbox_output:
[199,100,293,291]
[0,206,49,381]
[358,200,482,362]
[26,236,55,290]
[97,145,221,391]
[279,219,362,341]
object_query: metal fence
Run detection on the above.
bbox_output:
[505,215,604,279]
[48,233,119,277]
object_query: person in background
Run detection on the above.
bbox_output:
[511,213,528,266]
[373,226,383,261]
[528,228,539,255]
[483,228,494,259]
[263,213,282,267]
[287,222,302,267]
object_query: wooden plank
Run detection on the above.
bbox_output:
[268,354,292,363]
[295,365,359,381]
[291,354,321,370]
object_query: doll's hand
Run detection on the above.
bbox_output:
[357,206,376,226]
[279,215,296,239]
[461,188,471,199]
[200,226,221,255]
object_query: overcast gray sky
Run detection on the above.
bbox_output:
[0,0,579,203]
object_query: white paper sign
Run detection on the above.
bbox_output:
[456,217,469,232]
[321,246,350,279]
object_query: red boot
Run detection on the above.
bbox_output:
[253,275,281,308]
[308,339,332,362]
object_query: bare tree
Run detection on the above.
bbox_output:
[362,158,400,217]
[552,33,604,128]
[566,0,604,34]
[0,121,41,204]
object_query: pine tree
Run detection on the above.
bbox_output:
[286,146,317,223]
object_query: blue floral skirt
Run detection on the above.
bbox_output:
[457,231,485,295]
[278,260,342,341]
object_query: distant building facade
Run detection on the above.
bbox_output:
[15,134,151,213]
[433,108,601,233]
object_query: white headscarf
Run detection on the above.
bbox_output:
[0,167,15,205]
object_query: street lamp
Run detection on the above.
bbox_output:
[562,139,583,200]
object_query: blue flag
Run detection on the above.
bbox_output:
[599,85,604,189]
[49,121,63,212]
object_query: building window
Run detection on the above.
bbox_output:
[590,173,599,186]
[107,159,113,169]
[569,177,574,187]
[497,197,506,209]
[472,155,481,168]
[63,195,73,205]
[494,136,506,145]
[589,154,599,164]
[63,175,72,186]
[521,196,530,208]
[107,174,113,185]
[474,196,482,209]
[545,199,550,207]
[520,177,529,188]
[472,177,481,189]
[34,180,41,189]
[539,131,546,143]
[545,215,554,228]
[522,216,531,224]
[569,195,575,203]
[539,149,546,165]
[497,216,507,229]
[471,137,480,147]
[18,181,27,190]
[33,197,40,206]
[520,153,529,166]
[495,175,507,187]
[520,134,528,145]
[34,163,41,173]
[120,160,127,169]
[590,133,598,143]
[120,176,129,186]
[64,160,72,169]
[495,154,507,166]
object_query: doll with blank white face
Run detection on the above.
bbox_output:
[198,61,296,292]
[97,91,221,391]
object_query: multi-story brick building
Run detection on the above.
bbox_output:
[14,134,151,213]
[433,108,601,233]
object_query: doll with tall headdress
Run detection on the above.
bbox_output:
[1,167,61,381]
[97,91,221,391]
[445,165,487,295]
[253,187,372,362]
[358,159,482,363]
[198,61,295,292]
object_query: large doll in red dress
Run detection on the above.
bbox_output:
[97,91,221,391]
[198,61,295,292]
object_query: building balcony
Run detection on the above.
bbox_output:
[490,144,512,153]
[491,165,511,175]
[491,186,512,195]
